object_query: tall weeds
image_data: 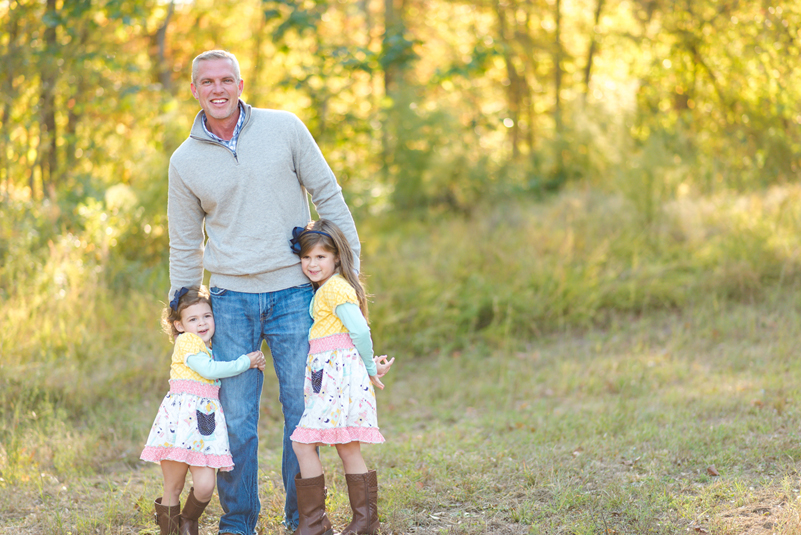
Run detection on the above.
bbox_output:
[364,186,801,353]
[3,185,801,482]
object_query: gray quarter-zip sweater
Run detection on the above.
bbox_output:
[168,101,360,299]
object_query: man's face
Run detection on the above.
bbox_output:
[190,58,244,122]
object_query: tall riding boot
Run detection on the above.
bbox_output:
[179,487,210,535]
[295,473,334,535]
[342,470,380,535]
[154,497,181,535]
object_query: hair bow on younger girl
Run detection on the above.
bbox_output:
[170,287,189,311]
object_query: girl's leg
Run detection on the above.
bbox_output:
[335,441,367,474]
[187,466,216,502]
[180,466,215,535]
[292,441,324,478]
[337,442,380,535]
[161,460,189,506]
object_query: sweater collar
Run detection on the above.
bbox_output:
[190,99,252,142]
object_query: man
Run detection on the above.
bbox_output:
[168,49,360,534]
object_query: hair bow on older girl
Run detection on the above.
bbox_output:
[289,226,332,255]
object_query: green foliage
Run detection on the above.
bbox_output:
[363,187,801,354]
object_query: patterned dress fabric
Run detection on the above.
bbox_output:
[290,274,385,445]
[140,333,234,471]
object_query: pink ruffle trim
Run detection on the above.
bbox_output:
[290,427,385,445]
[169,379,220,399]
[309,333,355,354]
[140,447,234,471]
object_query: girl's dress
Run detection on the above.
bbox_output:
[140,333,236,471]
[291,274,385,445]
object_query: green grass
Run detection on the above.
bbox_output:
[4,187,801,533]
[4,293,801,533]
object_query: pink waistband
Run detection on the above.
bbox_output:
[309,333,355,354]
[169,379,220,399]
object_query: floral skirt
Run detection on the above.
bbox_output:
[291,334,385,445]
[140,380,234,471]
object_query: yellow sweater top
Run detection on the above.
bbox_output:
[169,333,216,384]
[309,274,359,340]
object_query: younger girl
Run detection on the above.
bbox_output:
[289,219,394,535]
[140,286,266,535]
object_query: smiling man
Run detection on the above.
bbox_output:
[167,50,360,535]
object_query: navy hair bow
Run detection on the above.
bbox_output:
[170,287,189,312]
[289,227,306,254]
[289,226,334,255]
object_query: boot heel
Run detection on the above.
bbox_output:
[154,497,181,535]
[179,487,210,535]
[342,470,380,535]
[295,473,334,535]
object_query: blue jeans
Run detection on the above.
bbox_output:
[211,284,313,535]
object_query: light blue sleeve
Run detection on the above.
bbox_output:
[335,302,376,376]
[185,352,251,380]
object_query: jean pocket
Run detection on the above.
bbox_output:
[209,287,227,297]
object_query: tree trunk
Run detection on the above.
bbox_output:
[553,0,565,182]
[381,0,397,182]
[522,0,534,154]
[554,0,562,135]
[494,0,522,159]
[583,0,605,101]
[150,1,175,91]
[40,0,58,199]
[65,25,89,169]
[249,7,268,107]
[1,0,21,198]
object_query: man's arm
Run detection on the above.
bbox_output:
[290,115,361,272]
[168,162,206,300]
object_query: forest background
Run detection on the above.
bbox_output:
[4,0,801,533]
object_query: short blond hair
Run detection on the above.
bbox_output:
[191,50,241,85]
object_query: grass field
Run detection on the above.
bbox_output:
[4,189,801,534]
[3,290,801,534]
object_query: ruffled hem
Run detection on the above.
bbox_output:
[290,426,385,445]
[140,446,234,472]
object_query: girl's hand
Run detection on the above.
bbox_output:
[247,350,266,371]
[373,355,395,377]
[370,374,385,390]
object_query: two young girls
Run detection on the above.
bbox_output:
[140,287,266,535]
[289,219,393,535]
[142,219,391,535]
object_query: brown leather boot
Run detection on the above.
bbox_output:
[179,487,210,535]
[295,473,334,535]
[342,470,379,535]
[154,497,181,535]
